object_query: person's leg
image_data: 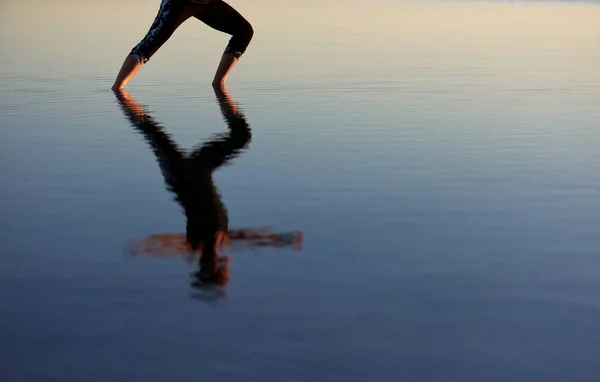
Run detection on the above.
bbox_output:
[194,0,254,87]
[112,55,143,91]
[112,0,193,90]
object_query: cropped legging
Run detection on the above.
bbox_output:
[130,0,254,64]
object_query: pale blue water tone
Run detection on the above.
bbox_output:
[1,0,600,381]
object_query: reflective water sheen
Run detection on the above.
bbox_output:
[1,0,600,381]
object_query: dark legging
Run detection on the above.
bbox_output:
[130,0,254,64]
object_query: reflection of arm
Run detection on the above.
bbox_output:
[126,229,303,258]
[228,229,304,251]
[114,90,186,200]
[191,86,252,171]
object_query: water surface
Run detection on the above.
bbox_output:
[1,0,600,381]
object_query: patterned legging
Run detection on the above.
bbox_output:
[130,0,254,64]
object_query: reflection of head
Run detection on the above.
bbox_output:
[185,227,230,287]
[195,254,230,287]
[198,263,230,287]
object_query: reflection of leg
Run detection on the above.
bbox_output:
[112,0,192,90]
[190,85,251,170]
[213,83,240,117]
[195,0,254,86]
[113,89,188,200]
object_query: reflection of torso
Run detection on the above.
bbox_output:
[177,161,229,249]
[118,95,250,251]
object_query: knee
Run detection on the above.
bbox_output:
[226,20,253,57]
[234,19,253,45]
[244,21,254,42]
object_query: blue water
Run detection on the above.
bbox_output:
[1,0,600,381]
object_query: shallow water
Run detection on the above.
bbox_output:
[1,0,600,381]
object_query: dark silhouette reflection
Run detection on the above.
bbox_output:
[114,87,302,295]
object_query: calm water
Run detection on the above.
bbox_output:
[1,0,600,381]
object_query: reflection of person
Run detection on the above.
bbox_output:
[112,0,253,91]
[114,87,302,288]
